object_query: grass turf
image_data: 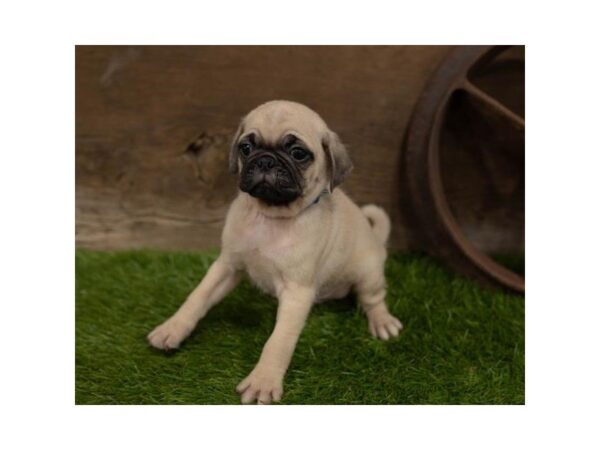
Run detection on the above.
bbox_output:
[75,249,524,404]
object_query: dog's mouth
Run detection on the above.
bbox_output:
[247,180,299,206]
[239,156,302,206]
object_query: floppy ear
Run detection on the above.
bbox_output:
[228,121,245,174]
[322,130,353,191]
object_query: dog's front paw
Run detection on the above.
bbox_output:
[147,316,194,351]
[367,307,403,341]
[236,366,284,405]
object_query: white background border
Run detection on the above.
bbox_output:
[1,0,599,448]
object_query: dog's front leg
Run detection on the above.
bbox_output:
[236,285,314,404]
[147,256,241,351]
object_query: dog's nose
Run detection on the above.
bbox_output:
[255,155,276,171]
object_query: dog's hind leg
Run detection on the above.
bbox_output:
[356,274,403,341]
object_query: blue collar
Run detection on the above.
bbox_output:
[307,188,329,208]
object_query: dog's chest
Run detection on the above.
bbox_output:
[235,218,303,295]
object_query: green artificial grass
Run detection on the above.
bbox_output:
[76,249,524,404]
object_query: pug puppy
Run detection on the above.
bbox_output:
[147,100,403,404]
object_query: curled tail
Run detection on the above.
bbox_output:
[361,204,391,245]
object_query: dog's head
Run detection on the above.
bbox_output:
[229,100,353,216]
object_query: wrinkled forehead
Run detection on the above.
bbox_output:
[241,103,328,148]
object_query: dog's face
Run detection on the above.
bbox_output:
[236,131,309,206]
[229,101,353,214]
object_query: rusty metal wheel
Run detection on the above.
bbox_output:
[403,45,525,293]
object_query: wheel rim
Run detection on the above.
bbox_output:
[404,45,525,293]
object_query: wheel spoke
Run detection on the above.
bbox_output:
[461,80,524,131]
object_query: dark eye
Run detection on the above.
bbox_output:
[291,147,309,161]
[239,142,252,157]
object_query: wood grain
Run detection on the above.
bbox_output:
[76,45,453,250]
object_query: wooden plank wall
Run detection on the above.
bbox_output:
[76,45,452,251]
